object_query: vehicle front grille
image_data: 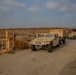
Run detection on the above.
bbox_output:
[35,42,42,44]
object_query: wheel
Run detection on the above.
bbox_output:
[42,45,45,50]
[31,45,36,51]
[62,39,66,44]
[73,36,75,39]
[67,37,69,39]
[57,40,61,47]
[48,43,53,52]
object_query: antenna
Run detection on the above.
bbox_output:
[59,18,60,27]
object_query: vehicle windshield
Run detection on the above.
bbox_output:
[46,34,53,37]
[37,34,53,38]
[38,34,44,38]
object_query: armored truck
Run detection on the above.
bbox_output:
[50,29,67,44]
[30,33,60,52]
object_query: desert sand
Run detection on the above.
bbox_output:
[0,40,76,75]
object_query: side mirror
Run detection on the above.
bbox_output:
[54,35,57,39]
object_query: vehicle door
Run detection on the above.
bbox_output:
[53,34,58,46]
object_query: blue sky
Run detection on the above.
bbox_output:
[0,0,76,28]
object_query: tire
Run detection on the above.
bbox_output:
[62,39,66,44]
[31,45,36,51]
[57,40,61,47]
[73,36,75,39]
[48,43,53,52]
[42,45,45,50]
[67,37,69,39]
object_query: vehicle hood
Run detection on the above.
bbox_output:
[32,38,54,42]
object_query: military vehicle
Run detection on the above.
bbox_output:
[50,29,67,44]
[30,33,60,52]
[68,31,76,39]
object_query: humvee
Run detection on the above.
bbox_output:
[30,33,60,52]
[68,31,76,39]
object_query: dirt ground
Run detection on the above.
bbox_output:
[0,40,76,75]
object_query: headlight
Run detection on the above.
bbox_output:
[42,42,45,44]
[33,42,35,44]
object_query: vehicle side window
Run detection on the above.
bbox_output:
[55,35,56,38]
[46,34,53,37]
[56,34,58,38]
[55,34,58,38]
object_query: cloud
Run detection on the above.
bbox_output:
[59,4,76,12]
[28,5,39,12]
[0,0,76,28]
[45,1,61,10]
[7,0,25,8]
[45,1,76,12]
[35,0,41,4]
[0,0,26,8]
[0,0,26,15]
[71,4,76,11]
[0,6,9,13]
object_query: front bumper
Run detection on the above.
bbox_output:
[31,42,50,45]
